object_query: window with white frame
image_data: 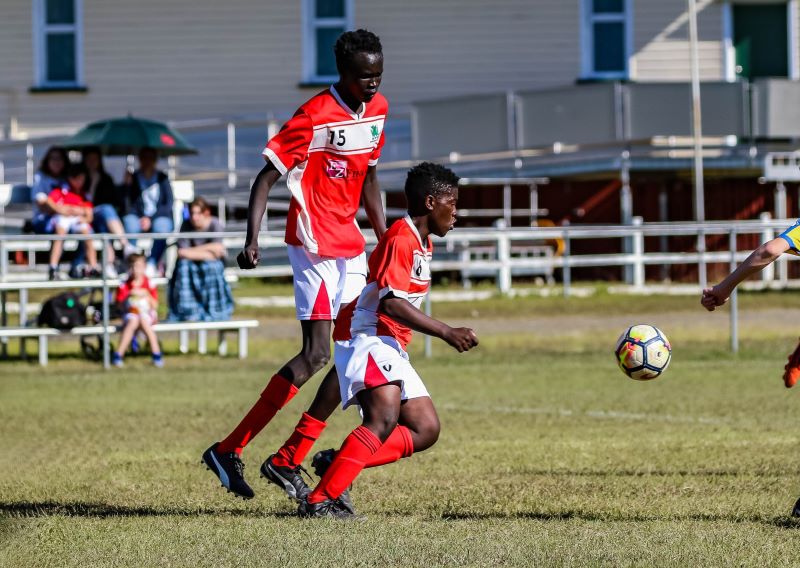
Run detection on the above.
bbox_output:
[303,0,354,83]
[582,0,630,79]
[33,0,83,88]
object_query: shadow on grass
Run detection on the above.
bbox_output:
[0,501,295,519]
[440,510,800,529]
[5,500,800,530]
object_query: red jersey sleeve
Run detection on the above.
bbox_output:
[373,236,415,300]
[262,110,313,175]
[116,281,131,303]
[368,129,386,167]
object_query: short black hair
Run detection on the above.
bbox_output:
[334,29,382,74]
[66,162,87,179]
[404,162,460,216]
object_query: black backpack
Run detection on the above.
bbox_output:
[38,291,87,330]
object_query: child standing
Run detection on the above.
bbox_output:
[113,253,163,368]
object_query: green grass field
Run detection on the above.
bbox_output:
[3,288,800,567]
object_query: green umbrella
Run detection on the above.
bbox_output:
[63,115,198,156]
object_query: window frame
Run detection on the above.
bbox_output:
[32,0,84,89]
[580,0,632,80]
[722,0,799,81]
[302,0,355,84]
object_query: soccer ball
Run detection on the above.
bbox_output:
[614,324,671,380]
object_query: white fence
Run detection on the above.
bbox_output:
[1,216,798,355]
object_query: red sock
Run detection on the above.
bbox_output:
[364,425,414,468]
[271,412,327,468]
[307,425,381,504]
[217,374,298,455]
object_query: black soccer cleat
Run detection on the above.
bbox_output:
[791,497,800,518]
[311,448,355,514]
[298,497,358,520]
[202,443,255,500]
[260,454,311,502]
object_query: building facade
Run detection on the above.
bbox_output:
[1,0,798,138]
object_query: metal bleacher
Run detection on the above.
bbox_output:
[0,180,261,367]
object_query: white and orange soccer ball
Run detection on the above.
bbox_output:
[614,324,672,380]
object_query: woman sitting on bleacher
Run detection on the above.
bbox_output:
[167,197,233,322]
[121,147,174,278]
[80,147,136,277]
[31,146,68,233]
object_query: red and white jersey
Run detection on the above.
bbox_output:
[116,276,158,304]
[47,187,91,209]
[263,86,388,258]
[334,216,432,349]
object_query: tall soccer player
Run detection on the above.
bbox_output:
[299,163,479,518]
[202,29,388,499]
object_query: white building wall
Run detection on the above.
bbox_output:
[630,0,725,81]
[0,0,796,137]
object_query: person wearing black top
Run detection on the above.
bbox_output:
[80,147,134,277]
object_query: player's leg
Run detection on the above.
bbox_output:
[202,319,331,500]
[261,366,340,501]
[300,383,401,518]
[310,341,432,509]
[264,252,363,495]
[203,248,340,498]
[363,395,439,468]
[783,338,800,388]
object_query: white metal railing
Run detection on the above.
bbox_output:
[0,216,797,356]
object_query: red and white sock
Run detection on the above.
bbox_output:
[307,425,381,504]
[216,374,298,455]
[271,412,327,468]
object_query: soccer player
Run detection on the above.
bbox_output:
[701,222,800,388]
[298,162,479,518]
[202,29,388,499]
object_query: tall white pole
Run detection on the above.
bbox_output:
[688,0,707,288]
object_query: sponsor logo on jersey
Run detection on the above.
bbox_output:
[370,124,381,143]
[326,159,348,179]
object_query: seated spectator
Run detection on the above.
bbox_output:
[31,146,68,234]
[113,253,163,368]
[167,197,233,322]
[42,164,101,280]
[81,147,135,277]
[121,147,174,277]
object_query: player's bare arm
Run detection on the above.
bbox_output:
[361,165,387,239]
[238,161,281,269]
[701,237,790,311]
[381,295,478,352]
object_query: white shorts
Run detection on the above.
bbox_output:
[287,245,367,321]
[53,215,91,234]
[334,334,430,410]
